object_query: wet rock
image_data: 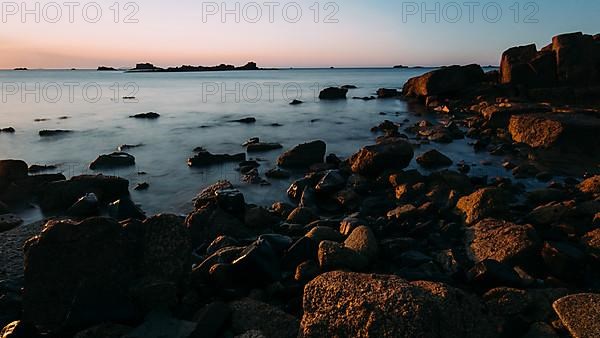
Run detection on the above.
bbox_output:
[541,241,586,280]
[344,226,378,261]
[265,168,290,179]
[371,120,399,134]
[188,150,245,167]
[416,149,453,169]
[552,293,600,338]
[465,219,540,266]
[108,197,146,221]
[317,241,368,271]
[277,141,326,168]
[301,271,499,338]
[0,214,23,233]
[402,64,485,99]
[118,144,144,152]
[377,88,401,98]
[130,112,160,119]
[290,99,303,105]
[230,299,299,338]
[508,113,600,154]
[66,193,100,217]
[467,259,522,289]
[456,188,510,225]
[0,160,28,182]
[23,217,139,332]
[38,175,129,211]
[38,129,72,137]
[0,127,15,133]
[350,139,414,177]
[318,87,347,100]
[89,152,135,170]
[314,170,346,194]
[246,143,283,153]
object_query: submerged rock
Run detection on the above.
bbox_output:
[39,130,72,137]
[277,141,326,168]
[300,271,499,338]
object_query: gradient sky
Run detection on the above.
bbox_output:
[1,0,598,68]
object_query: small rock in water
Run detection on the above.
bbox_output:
[0,127,15,133]
[188,150,245,167]
[242,137,260,146]
[230,117,257,124]
[290,99,303,105]
[39,129,72,137]
[130,112,160,119]
[265,168,290,179]
[89,152,136,170]
[67,193,99,217]
[118,144,143,151]
[416,149,453,169]
[277,140,326,168]
[341,85,357,89]
[135,182,150,191]
[246,142,283,153]
[319,87,348,100]
[377,88,401,98]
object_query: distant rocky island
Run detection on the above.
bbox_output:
[125,62,259,73]
[13,68,27,71]
[97,66,117,71]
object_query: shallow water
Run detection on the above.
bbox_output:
[0,67,535,223]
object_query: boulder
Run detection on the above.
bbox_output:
[578,175,600,196]
[344,226,378,260]
[480,103,552,128]
[277,141,326,168]
[552,32,599,85]
[317,241,368,271]
[318,87,347,100]
[39,130,72,137]
[499,44,538,85]
[37,175,129,211]
[456,188,510,225]
[230,299,299,338]
[300,271,499,338]
[185,205,250,246]
[402,64,485,99]
[508,113,600,154]
[350,139,414,177]
[23,217,138,332]
[89,152,135,170]
[465,219,539,266]
[553,293,600,338]
[416,149,453,169]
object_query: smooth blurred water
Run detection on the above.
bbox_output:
[0,67,512,223]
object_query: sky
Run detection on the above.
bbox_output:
[1,0,599,69]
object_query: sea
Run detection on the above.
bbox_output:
[0,67,523,223]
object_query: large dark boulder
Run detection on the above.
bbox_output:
[300,271,499,338]
[277,141,326,168]
[37,175,129,211]
[349,139,414,177]
[318,87,347,100]
[402,64,485,99]
[500,44,539,85]
[23,217,139,333]
[552,32,600,85]
[0,160,28,183]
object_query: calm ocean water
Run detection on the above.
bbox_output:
[0,68,511,223]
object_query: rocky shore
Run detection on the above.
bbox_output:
[1,32,600,338]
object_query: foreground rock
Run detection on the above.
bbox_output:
[230,299,299,338]
[402,64,485,100]
[301,271,499,338]
[456,188,509,225]
[553,294,600,338]
[38,175,129,211]
[277,141,326,168]
[349,138,414,177]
